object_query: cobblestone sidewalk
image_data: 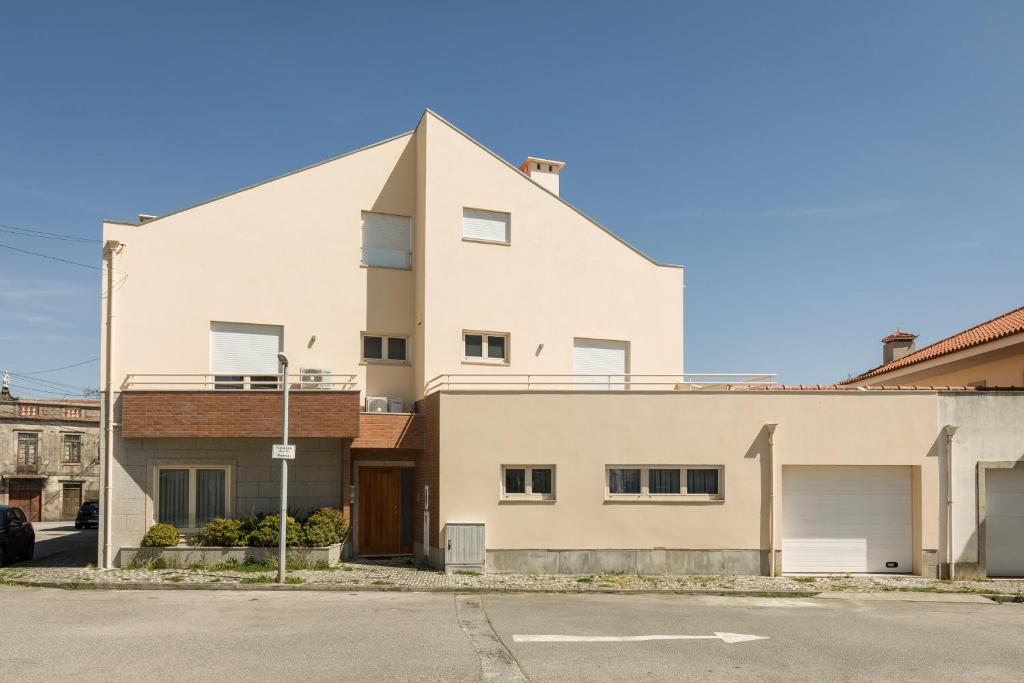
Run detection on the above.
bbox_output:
[2,558,1023,597]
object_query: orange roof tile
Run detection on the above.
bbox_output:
[840,305,1024,384]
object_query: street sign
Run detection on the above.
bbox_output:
[272,444,296,460]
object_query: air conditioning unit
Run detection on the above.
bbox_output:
[387,397,404,413]
[365,396,389,413]
[300,368,331,390]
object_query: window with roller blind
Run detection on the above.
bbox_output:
[361,211,411,268]
[209,322,283,390]
[462,208,510,244]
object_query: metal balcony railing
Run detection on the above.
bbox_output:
[424,373,777,394]
[122,373,358,391]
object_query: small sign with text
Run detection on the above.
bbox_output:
[272,444,296,460]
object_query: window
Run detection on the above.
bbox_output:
[361,212,411,268]
[606,466,723,500]
[462,208,510,243]
[62,434,82,463]
[156,466,230,530]
[362,333,408,363]
[209,322,283,390]
[500,466,555,501]
[17,404,39,417]
[464,331,509,363]
[16,433,39,471]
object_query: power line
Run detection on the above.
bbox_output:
[8,372,90,392]
[0,242,102,270]
[19,357,100,375]
[0,223,100,244]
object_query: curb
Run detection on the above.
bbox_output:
[1,580,818,597]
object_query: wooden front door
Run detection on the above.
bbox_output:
[62,484,82,520]
[9,481,42,522]
[358,467,413,556]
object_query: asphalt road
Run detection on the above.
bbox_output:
[2,588,1022,681]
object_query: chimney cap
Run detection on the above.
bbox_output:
[881,330,917,344]
[519,157,565,175]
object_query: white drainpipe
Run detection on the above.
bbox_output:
[943,424,958,580]
[765,423,778,577]
[102,240,121,569]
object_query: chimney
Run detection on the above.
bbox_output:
[519,157,565,196]
[881,331,917,364]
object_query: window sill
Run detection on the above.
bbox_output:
[499,498,557,504]
[360,263,413,271]
[461,359,510,367]
[462,237,511,247]
[360,360,411,367]
[604,496,724,504]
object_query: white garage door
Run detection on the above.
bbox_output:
[573,338,628,390]
[782,466,912,574]
[986,468,1024,577]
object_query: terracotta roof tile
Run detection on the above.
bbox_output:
[840,305,1024,384]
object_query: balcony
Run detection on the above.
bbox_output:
[16,462,39,475]
[120,373,360,439]
[424,373,777,393]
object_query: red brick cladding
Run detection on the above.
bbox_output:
[120,391,360,438]
[351,413,425,449]
[417,393,441,548]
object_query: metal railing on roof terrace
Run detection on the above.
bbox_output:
[424,373,777,394]
[122,373,358,391]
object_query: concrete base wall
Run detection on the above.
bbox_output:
[119,542,343,568]
[485,549,766,575]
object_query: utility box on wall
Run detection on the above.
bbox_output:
[444,522,485,574]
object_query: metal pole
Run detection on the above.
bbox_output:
[278,359,289,583]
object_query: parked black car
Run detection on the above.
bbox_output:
[75,501,100,529]
[0,505,35,567]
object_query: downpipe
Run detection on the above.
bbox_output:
[944,425,958,581]
[102,240,121,570]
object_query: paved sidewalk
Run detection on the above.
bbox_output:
[2,557,1023,599]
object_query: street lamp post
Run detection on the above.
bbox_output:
[277,353,289,583]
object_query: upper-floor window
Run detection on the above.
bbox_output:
[362,333,408,363]
[209,322,283,390]
[464,331,508,364]
[16,432,39,471]
[361,212,411,269]
[17,404,39,417]
[63,434,82,463]
[462,208,510,244]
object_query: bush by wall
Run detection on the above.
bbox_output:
[302,507,349,547]
[199,518,252,547]
[247,515,305,547]
[141,523,180,547]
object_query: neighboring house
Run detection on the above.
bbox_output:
[98,110,1024,579]
[840,305,1024,387]
[0,383,100,522]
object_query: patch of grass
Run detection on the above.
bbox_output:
[239,575,273,584]
[576,576,594,584]
[791,576,818,584]
[163,575,185,583]
[371,579,393,586]
[454,570,481,577]
[207,558,275,573]
[285,576,305,584]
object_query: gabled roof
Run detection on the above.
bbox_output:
[841,305,1024,384]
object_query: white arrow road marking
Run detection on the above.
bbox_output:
[513,632,768,644]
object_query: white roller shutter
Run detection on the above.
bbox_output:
[782,466,912,574]
[462,208,509,242]
[361,212,411,268]
[573,338,628,390]
[985,469,1024,577]
[209,322,283,375]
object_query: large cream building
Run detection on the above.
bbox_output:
[99,111,1024,579]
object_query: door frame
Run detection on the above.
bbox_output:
[353,460,415,556]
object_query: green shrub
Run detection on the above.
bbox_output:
[302,508,347,547]
[247,515,304,547]
[141,523,180,547]
[199,518,250,547]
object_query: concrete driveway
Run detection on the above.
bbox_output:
[23,521,97,566]
[1,588,1021,681]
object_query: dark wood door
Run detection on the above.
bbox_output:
[9,481,41,522]
[62,484,82,520]
[359,467,401,556]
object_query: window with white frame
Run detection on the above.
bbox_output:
[462,208,510,243]
[606,465,723,500]
[155,465,230,530]
[501,465,555,501]
[464,331,508,363]
[362,333,408,363]
[361,212,411,268]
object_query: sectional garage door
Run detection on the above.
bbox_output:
[782,466,912,574]
[985,469,1024,577]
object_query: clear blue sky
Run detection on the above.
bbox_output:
[2,2,1022,396]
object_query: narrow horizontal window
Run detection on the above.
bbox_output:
[464,331,508,363]
[361,212,411,268]
[501,465,555,501]
[362,333,408,363]
[606,466,724,501]
[463,208,510,243]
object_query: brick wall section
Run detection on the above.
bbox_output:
[351,413,425,449]
[417,393,441,548]
[120,391,360,438]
